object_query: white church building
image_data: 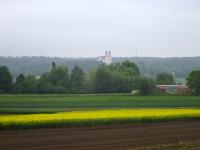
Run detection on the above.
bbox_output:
[97,50,112,65]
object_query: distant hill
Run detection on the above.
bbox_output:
[0,56,200,78]
[113,57,200,78]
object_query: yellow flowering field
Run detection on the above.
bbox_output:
[1,109,200,130]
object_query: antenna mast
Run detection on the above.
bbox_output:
[136,48,138,58]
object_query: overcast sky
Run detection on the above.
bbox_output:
[0,0,200,57]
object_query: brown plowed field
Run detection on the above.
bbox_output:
[0,121,200,150]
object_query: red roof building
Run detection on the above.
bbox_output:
[156,85,189,94]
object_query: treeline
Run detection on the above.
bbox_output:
[1,60,200,95]
[0,56,200,78]
[0,60,166,95]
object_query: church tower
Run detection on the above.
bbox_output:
[104,50,112,65]
[97,50,112,65]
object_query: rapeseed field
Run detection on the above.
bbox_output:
[1,109,200,130]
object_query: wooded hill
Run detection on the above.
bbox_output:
[0,56,199,78]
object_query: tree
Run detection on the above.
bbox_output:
[139,78,155,95]
[187,70,200,95]
[16,74,25,84]
[89,60,141,93]
[121,60,140,77]
[24,75,38,93]
[93,64,112,93]
[38,64,71,93]
[14,74,26,93]
[0,66,13,93]
[85,68,96,93]
[108,60,140,92]
[156,72,174,85]
[52,62,56,68]
[37,72,54,93]
[49,66,70,88]
[70,66,85,93]
[14,74,39,93]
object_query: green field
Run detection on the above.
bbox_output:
[0,94,200,130]
[0,94,200,113]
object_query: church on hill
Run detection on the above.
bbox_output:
[97,50,112,65]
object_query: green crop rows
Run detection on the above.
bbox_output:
[0,94,200,130]
[0,94,200,113]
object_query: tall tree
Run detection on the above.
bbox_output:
[0,66,13,93]
[14,74,26,93]
[108,60,140,92]
[49,66,70,87]
[24,75,38,93]
[93,64,112,93]
[52,62,56,68]
[14,74,39,93]
[38,64,70,93]
[86,68,96,93]
[187,70,200,95]
[139,78,155,95]
[37,72,54,93]
[15,74,25,84]
[70,66,85,93]
[121,60,140,77]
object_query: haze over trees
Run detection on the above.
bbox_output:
[0,56,200,78]
[156,73,175,85]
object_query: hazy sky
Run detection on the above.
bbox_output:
[0,0,200,57]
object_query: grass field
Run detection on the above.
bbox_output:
[0,94,200,130]
[1,109,200,130]
[0,94,200,113]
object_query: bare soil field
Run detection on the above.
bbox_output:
[0,121,200,150]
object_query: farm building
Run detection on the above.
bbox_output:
[156,85,189,94]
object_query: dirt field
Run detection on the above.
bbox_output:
[0,121,200,150]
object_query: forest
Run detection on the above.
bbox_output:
[5,59,200,95]
[0,60,160,94]
[0,56,200,78]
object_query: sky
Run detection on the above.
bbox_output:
[0,0,200,58]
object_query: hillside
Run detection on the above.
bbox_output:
[0,56,200,78]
